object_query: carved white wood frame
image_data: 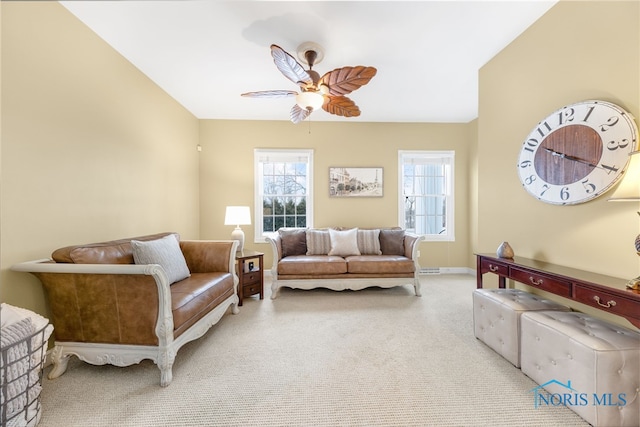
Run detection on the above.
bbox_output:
[11,240,239,387]
[266,233,425,298]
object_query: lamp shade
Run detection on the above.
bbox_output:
[609,151,640,201]
[295,91,324,112]
[224,206,251,225]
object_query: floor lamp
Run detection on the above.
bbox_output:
[224,206,251,253]
[608,150,640,289]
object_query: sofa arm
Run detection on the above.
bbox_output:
[179,240,238,274]
[11,260,172,346]
[11,259,159,275]
[264,233,282,274]
[404,232,425,261]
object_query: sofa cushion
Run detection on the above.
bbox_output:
[306,229,331,255]
[357,229,382,255]
[131,234,191,284]
[379,229,405,255]
[328,228,361,257]
[170,272,235,337]
[278,255,348,275]
[279,228,307,257]
[346,255,415,274]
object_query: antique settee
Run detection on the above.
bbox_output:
[266,227,424,298]
[11,232,239,387]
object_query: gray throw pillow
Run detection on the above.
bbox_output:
[279,228,307,257]
[379,229,405,256]
[131,234,190,284]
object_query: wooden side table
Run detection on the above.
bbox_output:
[235,250,264,306]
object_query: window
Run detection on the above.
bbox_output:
[254,149,313,242]
[398,150,454,241]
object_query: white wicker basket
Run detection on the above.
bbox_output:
[1,308,52,427]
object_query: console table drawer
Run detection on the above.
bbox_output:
[574,285,637,318]
[509,267,572,297]
[480,258,509,276]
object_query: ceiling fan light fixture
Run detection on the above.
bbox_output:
[243,44,376,122]
[296,91,324,112]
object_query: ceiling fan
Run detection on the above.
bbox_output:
[241,42,377,124]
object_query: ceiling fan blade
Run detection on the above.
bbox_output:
[271,44,312,86]
[319,66,377,96]
[241,90,297,98]
[290,104,311,124]
[323,96,361,117]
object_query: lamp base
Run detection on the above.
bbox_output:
[629,248,640,290]
[626,276,640,290]
[231,226,245,253]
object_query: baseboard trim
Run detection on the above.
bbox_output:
[419,267,474,275]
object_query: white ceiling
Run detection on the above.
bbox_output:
[60,1,557,123]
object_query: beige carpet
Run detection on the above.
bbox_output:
[36,275,588,426]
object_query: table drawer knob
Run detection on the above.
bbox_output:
[593,296,617,308]
[489,264,499,272]
[529,276,543,286]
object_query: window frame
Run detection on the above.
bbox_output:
[398,150,455,242]
[254,148,314,243]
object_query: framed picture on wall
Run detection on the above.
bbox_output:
[329,167,383,198]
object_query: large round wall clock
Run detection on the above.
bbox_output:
[517,100,638,205]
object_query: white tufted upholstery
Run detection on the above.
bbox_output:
[473,289,570,367]
[521,311,640,427]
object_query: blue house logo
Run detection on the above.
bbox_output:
[530,379,627,409]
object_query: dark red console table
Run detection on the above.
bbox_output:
[476,253,640,329]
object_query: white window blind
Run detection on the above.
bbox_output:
[398,150,455,241]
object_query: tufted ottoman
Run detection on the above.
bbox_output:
[520,311,640,427]
[473,289,570,367]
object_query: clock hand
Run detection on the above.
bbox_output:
[543,148,601,169]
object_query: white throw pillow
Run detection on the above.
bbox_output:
[328,228,361,257]
[131,234,190,284]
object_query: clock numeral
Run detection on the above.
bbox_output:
[536,121,552,138]
[600,116,620,132]
[519,160,532,168]
[524,175,536,185]
[540,184,550,197]
[582,105,595,123]
[558,108,575,125]
[581,179,596,194]
[606,138,630,151]
[523,138,540,153]
[560,187,570,201]
[600,163,619,174]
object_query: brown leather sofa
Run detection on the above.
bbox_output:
[267,227,424,298]
[11,232,239,387]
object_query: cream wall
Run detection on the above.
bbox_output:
[477,0,640,327]
[199,120,472,268]
[1,2,200,316]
